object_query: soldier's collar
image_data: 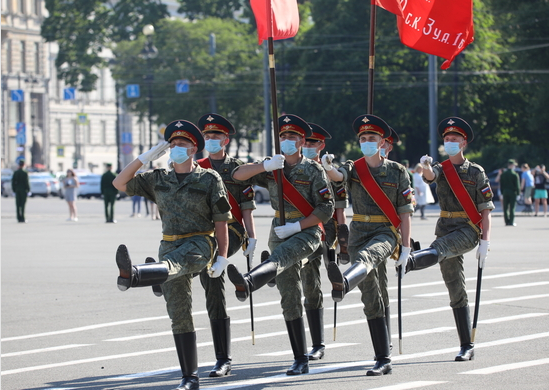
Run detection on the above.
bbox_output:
[459,159,470,172]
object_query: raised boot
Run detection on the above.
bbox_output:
[337,223,350,264]
[116,245,168,291]
[453,306,474,361]
[227,260,277,302]
[209,318,231,377]
[145,257,163,297]
[261,250,276,287]
[173,332,199,390]
[366,317,392,376]
[306,309,325,360]
[385,306,393,354]
[405,247,439,273]
[285,317,309,375]
[327,261,368,302]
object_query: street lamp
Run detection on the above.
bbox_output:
[141,24,158,168]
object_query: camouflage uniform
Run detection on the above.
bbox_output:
[125,165,231,333]
[339,158,413,320]
[198,155,256,320]
[301,180,348,311]
[234,158,334,321]
[423,159,494,309]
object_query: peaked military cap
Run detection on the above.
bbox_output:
[278,114,312,138]
[197,113,236,136]
[385,127,400,145]
[438,117,474,142]
[307,123,332,142]
[164,119,205,153]
[352,114,391,138]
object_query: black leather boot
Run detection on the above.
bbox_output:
[453,306,474,361]
[286,317,309,375]
[366,317,392,376]
[261,250,276,287]
[327,261,368,302]
[337,223,350,264]
[116,245,168,291]
[227,260,277,302]
[405,247,439,273]
[173,332,199,390]
[385,306,393,354]
[306,309,325,360]
[209,318,231,377]
[145,257,164,297]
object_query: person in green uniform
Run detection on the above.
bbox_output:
[321,114,413,376]
[227,114,334,376]
[300,122,348,360]
[499,159,521,226]
[195,113,257,378]
[12,159,30,223]
[405,117,493,362]
[100,163,118,223]
[113,119,231,390]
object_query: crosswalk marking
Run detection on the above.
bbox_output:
[460,357,549,375]
[0,344,91,358]
[494,281,549,289]
[257,343,358,357]
[368,382,448,390]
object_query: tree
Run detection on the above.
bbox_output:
[41,0,168,91]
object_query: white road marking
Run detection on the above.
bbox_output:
[0,344,91,358]
[257,343,358,357]
[478,312,548,324]
[460,357,549,375]
[494,281,549,289]
[368,382,448,390]
[414,289,484,298]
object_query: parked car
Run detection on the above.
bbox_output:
[29,173,52,197]
[1,169,13,197]
[253,185,270,204]
[78,173,102,199]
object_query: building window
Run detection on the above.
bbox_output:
[6,39,12,73]
[101,120,107,144]
[86,121,92,144]
[30,0,40,15]
[34,42,40,74]
[17,0,25,13]
[56,119,62,144]
[20,41,26,73]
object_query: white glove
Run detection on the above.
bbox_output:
[395,246,411,279]
[263,155,285,172]
[476,239,490,269]
[420,155,433,168]
[243,238,257,267]
[274,221,302,239]
[321,154,335,171]
[207,256,229,278]
[138,140,170,165]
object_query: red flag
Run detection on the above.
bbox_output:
[371,0,403,17]
[396,0,474,69]
[250,0,300,45]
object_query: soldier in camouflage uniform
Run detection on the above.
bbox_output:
[405,117,493,362]
[113,120,231,390]
[321,115,413,376]
[300,122,348,361]
[227,114,335,376]
[196,113,257,378]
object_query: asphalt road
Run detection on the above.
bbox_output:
[2,196,548,390]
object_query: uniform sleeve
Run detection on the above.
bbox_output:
[231,160,269,188]
[209,171,232,222]
[125,171,157,203]
[396,166,415,214]
[310,166,336,224]
[331,179,349,209]
[473,168,495,211]
[337,160,354,184]
[423,162,442,185]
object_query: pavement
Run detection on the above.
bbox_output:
[1,196,548,390]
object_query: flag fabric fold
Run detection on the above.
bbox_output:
[250,0,300,45]
[371,0,403,17]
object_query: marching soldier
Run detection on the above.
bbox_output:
[301,122,348,360]
[113,120,231,390]
[196,113,257,377]
[12,159,30,223]
[321,114,413,376]
[404,117,493,361]
[227,114,334,375]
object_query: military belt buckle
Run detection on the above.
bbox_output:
[364,215,371,222]
[447,211,453,218]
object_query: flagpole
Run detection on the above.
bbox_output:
[267,36,286,225]
[367,3,377,115]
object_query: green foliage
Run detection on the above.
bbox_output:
[176,0,244,20]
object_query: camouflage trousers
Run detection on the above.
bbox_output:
[199,222,246,320]
[349,229,397,320]
[269,221,322,321]
[158,235,217,334]
[301,218,338,311]
[431,224,479,309]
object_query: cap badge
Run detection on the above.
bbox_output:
[283,116,291,123]
[447,119,455,125]
[207,115,215,122]
[175,121,183,128]
[362,117,370,123]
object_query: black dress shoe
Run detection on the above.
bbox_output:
[175,376,199,389]
[286,357,309,375]
[209,359,231,377]
[455,344,474,361]
[366,359,392,376]
[307,345,325,360]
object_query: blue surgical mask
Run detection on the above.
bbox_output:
[444,142,461,157]
[205,139,223,154]
[281,139,298,156]
[380,148,387,158]
[360,141,379,157]
[302,147,318,159]
[170,146,190,164]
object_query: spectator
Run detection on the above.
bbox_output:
[499,159,521,226]
[101,163,118,223]
[521,163,534,212]
[413,163,435,219]
[12,159,30,223]
[533,165,549,217]
[63,169,79,221]
[130,195,142,217]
